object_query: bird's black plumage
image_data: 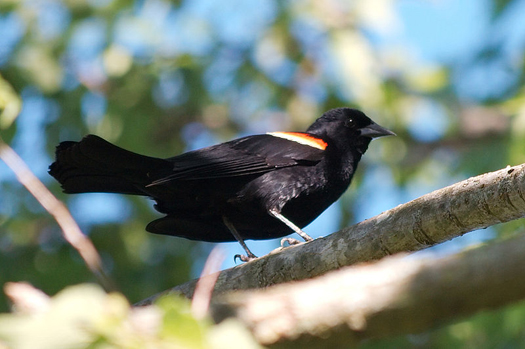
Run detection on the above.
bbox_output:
[49,108,394,258]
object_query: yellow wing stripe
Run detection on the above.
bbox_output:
[267,132,327,150]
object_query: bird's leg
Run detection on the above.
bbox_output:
[269,209,314,245]
[222,216,258,262]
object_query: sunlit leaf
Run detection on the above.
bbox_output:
[405,67,448,93]
[156,295,210,348]
[0,75,22,130]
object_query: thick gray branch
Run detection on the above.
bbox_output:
[138,163,525,305]
[211,231,525,347]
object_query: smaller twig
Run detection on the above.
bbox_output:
[191,247,225,319]
[0,138,114,291]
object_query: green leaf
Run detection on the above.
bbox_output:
[0,74,21,130]
[156,295,210,349]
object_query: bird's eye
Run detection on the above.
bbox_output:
[345,118,356,128]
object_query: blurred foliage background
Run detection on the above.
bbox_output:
[1,0,525,346]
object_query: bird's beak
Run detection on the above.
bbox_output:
[359,122,396,139]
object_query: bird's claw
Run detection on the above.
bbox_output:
[280,237,303,247]
[234,253,258,263]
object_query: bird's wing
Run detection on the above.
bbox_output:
[148,133,326,185]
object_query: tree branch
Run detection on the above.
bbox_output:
[0,138,114,292]
[137,163,525,305]
[211,231,525,347]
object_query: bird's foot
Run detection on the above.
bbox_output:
[280,237,304,247]
[234,253,258,263]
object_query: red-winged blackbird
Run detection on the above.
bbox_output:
[49,108,394,260]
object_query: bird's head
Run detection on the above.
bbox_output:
[307,108,395,153]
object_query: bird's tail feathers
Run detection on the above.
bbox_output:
[49,135,170,195]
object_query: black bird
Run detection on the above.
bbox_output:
[49,108,394,260]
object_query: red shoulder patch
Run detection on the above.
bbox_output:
[267,132,327,150]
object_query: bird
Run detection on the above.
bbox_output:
[49,108,395,261]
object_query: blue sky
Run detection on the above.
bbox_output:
[1,0,523,271]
